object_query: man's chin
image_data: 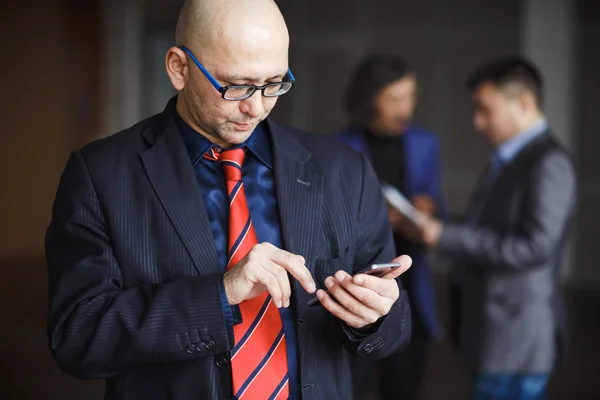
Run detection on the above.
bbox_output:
[219,129,255,146]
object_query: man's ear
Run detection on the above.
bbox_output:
[166,47,188,91]
[519,90,538,113]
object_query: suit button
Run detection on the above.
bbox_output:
[196,342,207,352]
[206,340,215,349]
[186,345,195,354]
[215,356,228,368]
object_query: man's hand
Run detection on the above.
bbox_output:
[418,216,443,248]
[411,194,436,216]
[315,255,412,329]
[388,206,422,242]
[387,194,436,243]
[223,243,316,308]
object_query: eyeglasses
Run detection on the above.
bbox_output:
[178,46,296,101]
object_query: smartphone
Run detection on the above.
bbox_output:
[306,262,401,307]
[356,262,402,278]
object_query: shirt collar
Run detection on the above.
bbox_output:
[495,118,548,164]
[244,123,273,169]
[174,110,273,169]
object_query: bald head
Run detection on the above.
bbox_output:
[175,0,289,61]
[166,0,292,148]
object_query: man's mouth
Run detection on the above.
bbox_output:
[232,121,254,131]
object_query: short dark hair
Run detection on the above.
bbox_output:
[466,56,544,106]
[344,54,413,126]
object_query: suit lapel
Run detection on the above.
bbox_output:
[470,132,551,222]
[267,120,323,318]
[140,107,220,276]
[466,163,494,222]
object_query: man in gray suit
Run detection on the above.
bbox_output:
[418,57,577,399]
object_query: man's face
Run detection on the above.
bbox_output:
[471,82,521,146]
[182,50,288,146]
[371,74,417,136]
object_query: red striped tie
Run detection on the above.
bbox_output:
[205,147,289,400]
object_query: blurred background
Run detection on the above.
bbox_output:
[0,0,598,398]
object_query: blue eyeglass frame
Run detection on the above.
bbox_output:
[178,46,296,100]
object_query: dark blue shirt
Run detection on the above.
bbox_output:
[175,112,299,399]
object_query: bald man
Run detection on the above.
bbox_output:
[45,1,412,399]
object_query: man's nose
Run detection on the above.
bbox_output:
[239,91,265,118]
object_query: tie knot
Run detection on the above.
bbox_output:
[205,147,246,182]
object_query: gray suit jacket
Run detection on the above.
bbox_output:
[438,132,576,373]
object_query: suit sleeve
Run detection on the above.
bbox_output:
[436,151,576,271]
[46,150,230,380]
[338,152,412,358]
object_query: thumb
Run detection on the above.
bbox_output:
[383,255,412,280]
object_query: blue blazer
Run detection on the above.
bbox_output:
[336,125,444,339]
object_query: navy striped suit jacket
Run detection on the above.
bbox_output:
[45,100,411,399]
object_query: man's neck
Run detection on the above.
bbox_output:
[499,114,546,145]
[495,116,547,149]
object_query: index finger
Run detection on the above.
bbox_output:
[268,247,316,294]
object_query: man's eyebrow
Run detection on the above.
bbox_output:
[222,72,287,83]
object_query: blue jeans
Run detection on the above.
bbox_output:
[470,373,550,400]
